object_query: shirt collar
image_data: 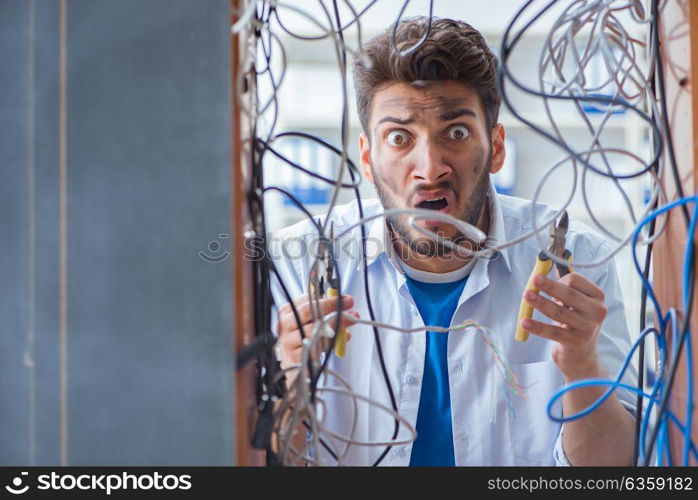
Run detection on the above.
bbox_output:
[360,179,512,273]
[396,253,477,283]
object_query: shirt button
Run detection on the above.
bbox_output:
[405,375,418,385]
[411,308,419,317]
[394,446,408,457]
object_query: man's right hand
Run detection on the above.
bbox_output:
[276,294,360,385]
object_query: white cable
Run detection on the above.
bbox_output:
[237,0,670,466]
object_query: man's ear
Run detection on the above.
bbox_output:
[359,132,374,183]
[489,123,506,174]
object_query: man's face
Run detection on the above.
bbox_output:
[359,80,506,257]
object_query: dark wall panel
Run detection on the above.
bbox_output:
[0,0,234,465]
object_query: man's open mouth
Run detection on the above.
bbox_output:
[415,197,449,211]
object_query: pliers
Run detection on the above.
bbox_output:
[309,222,348,358]
[515,210,574,342]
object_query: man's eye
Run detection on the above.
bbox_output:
[386,130,409,146]
[447,124,469,140]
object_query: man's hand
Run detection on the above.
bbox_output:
[277,294,360,386]
[519,271,635,465]
[519,272,607,379]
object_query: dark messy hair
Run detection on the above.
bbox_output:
[352,16,501,136]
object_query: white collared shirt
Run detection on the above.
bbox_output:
[270,179,637,466]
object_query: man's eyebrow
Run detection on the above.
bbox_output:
[375,115,415,128]
[373,108,475,132]
[440,108,477,121]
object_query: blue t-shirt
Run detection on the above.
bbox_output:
[404,274,468,467]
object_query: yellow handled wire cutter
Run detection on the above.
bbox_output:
[515,210,574,342]
[309,222,348,358]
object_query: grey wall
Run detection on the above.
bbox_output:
[0,0,234,465]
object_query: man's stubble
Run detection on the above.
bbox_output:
[371,146,492,259]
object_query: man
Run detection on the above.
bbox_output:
[270,17,637,466]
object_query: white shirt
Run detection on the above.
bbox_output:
[270,179,637,466]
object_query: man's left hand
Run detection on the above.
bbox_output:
[520,272,607,379]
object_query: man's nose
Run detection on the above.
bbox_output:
[411,140,450,183]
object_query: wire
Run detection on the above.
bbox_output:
[232,0,696,467]
[500,1,696,464]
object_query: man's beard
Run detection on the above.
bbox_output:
[372,149,492,259]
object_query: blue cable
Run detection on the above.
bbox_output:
[680,201,697,464]
[629,197,695,465]
[545,196,697,465]
[545,326,663,421]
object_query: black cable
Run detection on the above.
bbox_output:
[241,0,400,467]
[245,4,299,465]
[633,191,657,465]
[261,142,350,404]
[271,0,378,41]
[300,1,402,466]
[498,0,664,182]
[500,0,697,466]
[642,232,695,465]
[245,0,696,468]
[256,137,362,189]
[652,0,691,227]
[391,0,434,57]
[632,10,665,463]
[632,7,665,464]
[639,0,695,465]
[259,185,324,391]
[245,26,367,457]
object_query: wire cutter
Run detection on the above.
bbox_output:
[309,222,348,358]
[515,210,574,342]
